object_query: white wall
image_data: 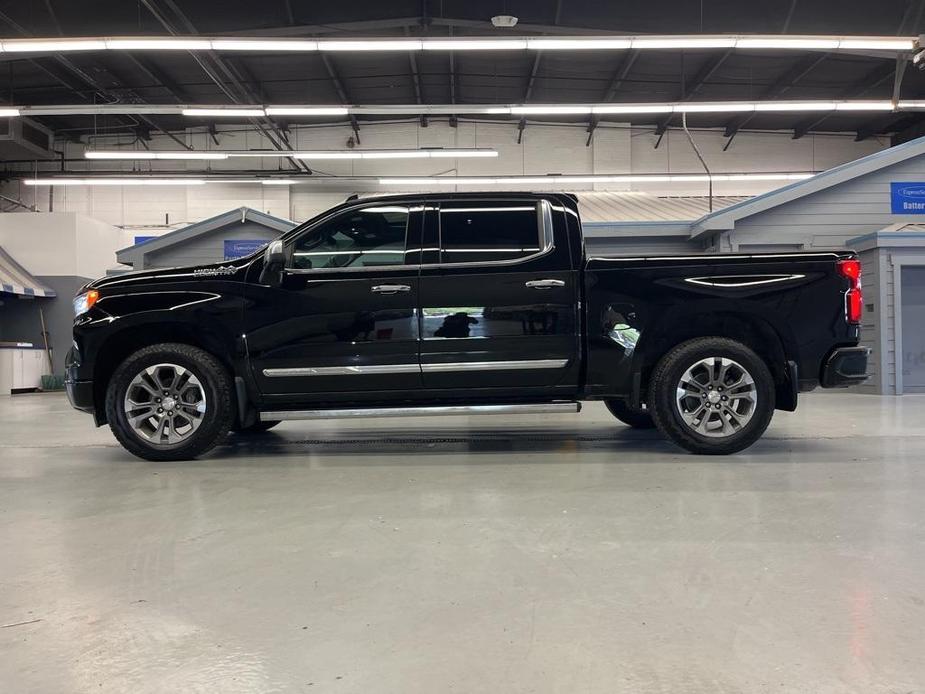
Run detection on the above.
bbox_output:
[0,212,126,278]
[1,120,889,230]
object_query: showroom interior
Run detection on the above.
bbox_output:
[2,0,925,691]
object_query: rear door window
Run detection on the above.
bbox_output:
[438,202,542,264]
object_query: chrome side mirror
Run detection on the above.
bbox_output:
[258,240,286,286]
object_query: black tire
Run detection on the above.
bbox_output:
[604,399,656,429]
[649,337,775,455]
[232,420,281,434]
[105,343,234,461]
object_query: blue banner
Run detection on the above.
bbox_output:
[133,235,157,245]
[224,239,268,260]
[890,182,925,214]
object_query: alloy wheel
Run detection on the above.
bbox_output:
[123,363,207,446]
[675,356,758,438]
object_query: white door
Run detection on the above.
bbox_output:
[901,266,925,393]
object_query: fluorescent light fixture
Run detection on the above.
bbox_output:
[592,104,674,114]
[260,180,297,185]
[319,40,422,51]
[899,100,925,109]
[182,108,265,117]
[753,101,837,111]
[736,38,840,49]
[24,178,206,186]
[378,173,815,186]
[84,150,228,160]
[0,108,21,117]
[428,149,498,158]
[835,100,894,110]
[292,151,362,160]
[106,38,212,50]
[1,38,107,52]
[838,38,915,50]
[421,39,528,50]
[526,38,633,50]
[632,37,737,49]
[509,105,593,115]
[675,102,755,113]
[210,39,319,51]
[264,106,349,116]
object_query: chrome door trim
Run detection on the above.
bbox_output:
[421,358,568,372]
[260,401,581,421]
[262,364,420,377]
[262,358,568,378]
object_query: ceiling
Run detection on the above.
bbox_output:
[1,0,925,146]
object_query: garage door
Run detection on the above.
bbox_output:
[901,266,925,393]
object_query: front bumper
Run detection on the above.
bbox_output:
[821,346,870,387]
[65,378,95,413]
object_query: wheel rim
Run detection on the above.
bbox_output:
[123,363,207,446]
[675,357,757,438]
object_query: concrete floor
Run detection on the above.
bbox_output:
[0,392,923,694]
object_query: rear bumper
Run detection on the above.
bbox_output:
[821,346,870,387]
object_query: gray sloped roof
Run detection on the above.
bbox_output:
[0,246,56,298]
[576,192,749,223]
[690,135,925,238]
[116,207,296,266]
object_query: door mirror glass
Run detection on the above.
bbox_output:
[259,240,286,286]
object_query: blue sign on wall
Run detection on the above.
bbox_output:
[133,235,157,245]
[224,239,268,260]
[890,182,925,214]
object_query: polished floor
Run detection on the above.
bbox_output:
[1,391,923,693]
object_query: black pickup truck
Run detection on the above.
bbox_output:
[65,192,868,460]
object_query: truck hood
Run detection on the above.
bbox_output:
[80,258,253,293]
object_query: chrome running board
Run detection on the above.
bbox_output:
[260,402,580,422]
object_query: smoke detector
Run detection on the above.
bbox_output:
[491,15,518,28]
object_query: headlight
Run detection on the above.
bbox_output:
[73,290,100,317]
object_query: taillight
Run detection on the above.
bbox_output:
[837,258,862,324]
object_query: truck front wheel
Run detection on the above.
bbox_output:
[649,337,775,455]
[105,343,234,461]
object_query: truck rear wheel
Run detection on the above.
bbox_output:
[604,399,655,429]
[649,337,775,455]
[105,343,234,461]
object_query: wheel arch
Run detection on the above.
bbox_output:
[633,309,798,412]
[91,319,237,425]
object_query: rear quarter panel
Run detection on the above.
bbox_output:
[583,252,859,397]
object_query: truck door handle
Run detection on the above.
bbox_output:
[525,279,566,290]
[371,284,411,295]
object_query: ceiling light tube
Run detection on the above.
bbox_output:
[319,40,422,51]
[0,108,21,117]
[509,105,593,115]
[736,38,840,49]
[106,38,212,50]
[428,149,499,158]
[84,151,229,160]
[753,101,837,111]
[526,38,633,50]
[675,102,755,113]
[260,180,297,185]
[24,178,206,186]
[1,38,107,52]
[632,37,737,49]
[377,172,815,186]
[835,100,895,110]
[210,39,318,51]
[421,39,528,50]
[592,104,674,114]
[182,108,265,117]
[838,38,915,50]
[264,106,349,116]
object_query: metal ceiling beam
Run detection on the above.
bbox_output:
[586,50,638,145]
[792,62,896,138]
[0,7,186,146]
[655,49,732,137]
[320,53,361,143]
[723,51,828,147]
[139,0,310,171]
